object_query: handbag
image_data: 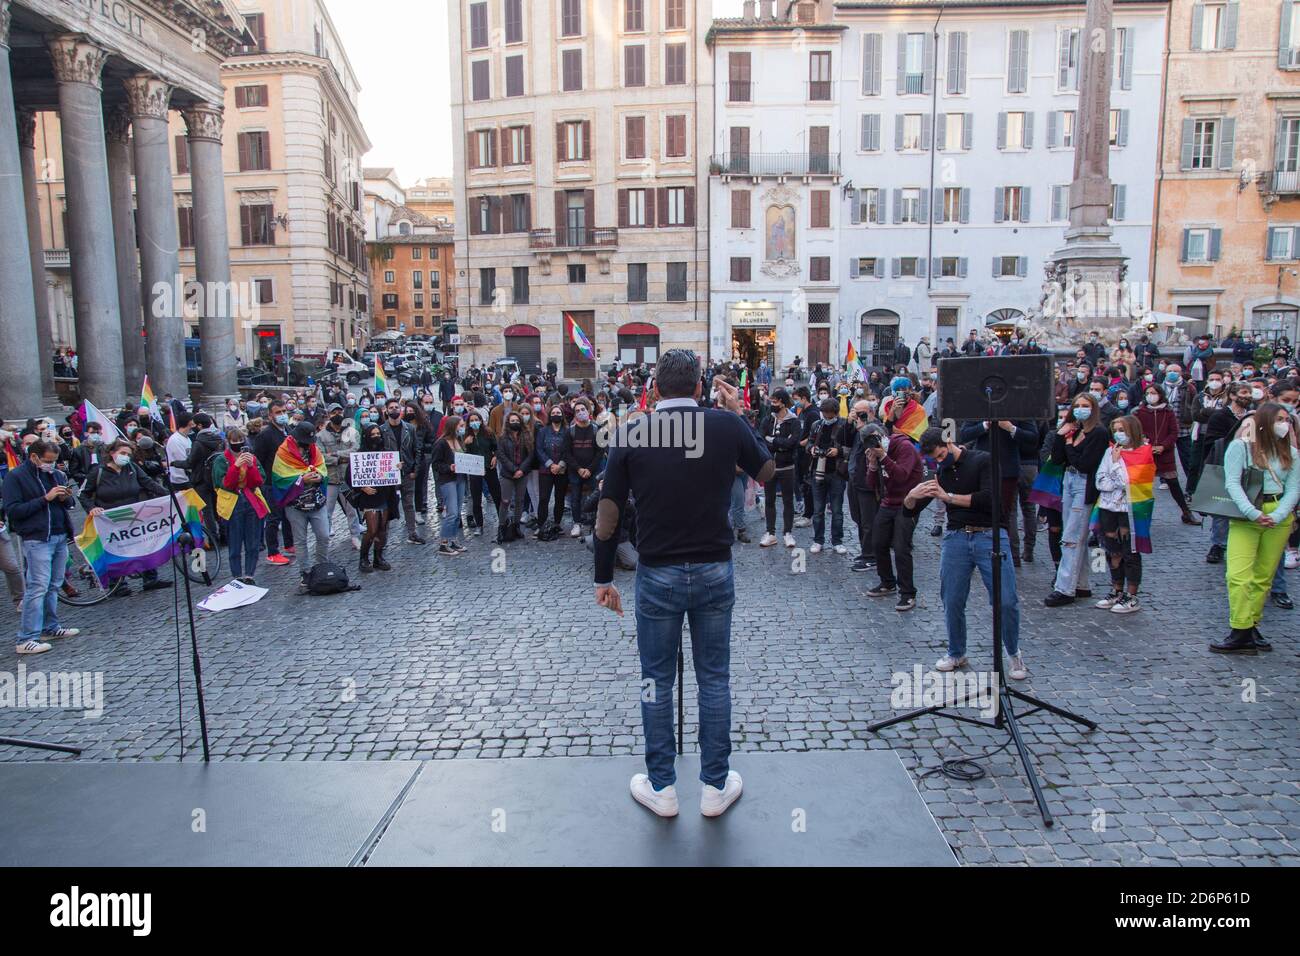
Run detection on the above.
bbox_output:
[1189,462,1264,519]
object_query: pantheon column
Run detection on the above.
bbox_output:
[104,106,146,393]
[184,104,238,401]
[16,109,60,409]
[0,6,47,420]
[47,33,126,408]
[124,72,186,401]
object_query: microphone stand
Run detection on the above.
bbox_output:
[165,475,211,762]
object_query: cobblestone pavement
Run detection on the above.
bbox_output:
[1,486,1297,866]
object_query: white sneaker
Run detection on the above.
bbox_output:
[1111,594,1141,614]
[809,543,822,554]
[1007,654,1029,681]
[935,654,968,672]
[1095,589,1123,610]
[415,513,426,526]
[16,640,51,655]
[784,533,797,549]
[794,517,811,528]
[629,774,679,817]
[759,533,778,547]
[700,770,744,818]
[834,544,848,555]
[43,628,80,640]
[570,523,582,538]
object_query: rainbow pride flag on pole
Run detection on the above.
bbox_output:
[270,439,328,507]
[140,375,161,423]
[81,399,123,443]
[569,315,594,360]
[374,357,388,395]
[75,490,206,583]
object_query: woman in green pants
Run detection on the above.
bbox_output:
[1215,402,1300,654]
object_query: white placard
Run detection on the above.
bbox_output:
[455,452,485,476]
[349,451,402,487]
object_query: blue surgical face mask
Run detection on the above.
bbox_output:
[470,420,482,430]
[1112,431,1128,446]
[1117,398,1130,410]
[1166,372,1181,385]
[274,414,288,426]
[1073,407,1092,422]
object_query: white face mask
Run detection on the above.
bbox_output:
[1275,421,1292,439]
[1207,380,1224,392]
[1112,431,1128,446]
[1146,394,1160,405]
[1252,388,1265,402]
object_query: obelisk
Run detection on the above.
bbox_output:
[1048,0,1130,324]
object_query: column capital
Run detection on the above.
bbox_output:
[16,108,35,150]
[123,73,174,121]
[104,107,132,145]
[183,104,224,144]
[46,35,110,90]
[0,2,13,51]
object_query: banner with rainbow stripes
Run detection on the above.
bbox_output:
[374,357,388,395]
[74,490,206,584]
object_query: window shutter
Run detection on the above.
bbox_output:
[861,114,871,151]
[684,187,696,227]
[1113,185,1127,221]
[1017,257,1028,278]
[1268,227,1280,261]
[1190,4,1205,52]
[918,188,929,224]
[922,31,935,94]
[1009,30,1029,93]
[963,113,973,150]
[657,187,669,227]
[175,136,190,175]
[892,188,902,223]
[921,115,933,151]
[1058,30,1072,87]
[936,115,947,151]
[1179,118,1196,170]
[896,33,907,92]
[1223,2,1239,50]
[992,256,1001,278]
[582,121,592,161]
[1209,228,1223,261]
[1277,117,1289,169]
[646,187,657,227]
[931,257,941,277]
[997,112,1007,150]
[895,114,904,151]
[1118,109,1130,148]
[1217,118,1236,170]
[1047,111,1059,149]
[556,122,565,162]
[524,125,532,164]
[1180,228,1191,262]
[863,33,882,95]
[850,258,861,278]
[500,128,510,166]
[933,188,943,224]
[492,196,504,234]
[555,191,566,233]
[238,132,251,171]
[960,188,971,223]
[874,258,885,278]
[1282,2,1295,68]
[523,196,532,231]
[850,195,861,225]
[994,187,1005,222]
[239,205,251,245]
[1020,187,1032,222]
[1051,184,1066,222]
[917,257,928,278]
[947,32,967,95]
[1121,27,1135,89]
[891,257,901,279]
[618,189,629,228]
[959,258,968,278]
[584,190,595,233]
[1024,112,1034,149]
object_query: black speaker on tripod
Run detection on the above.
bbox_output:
[869,354,1097,827]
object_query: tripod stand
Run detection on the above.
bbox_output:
[165,484,211,763]
[869,390,1097,826]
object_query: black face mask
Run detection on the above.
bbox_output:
[509,422,523,432]
[230,443,246,454]
[388,409,401,420]
[330,415,344,427]
[550,415,563,425]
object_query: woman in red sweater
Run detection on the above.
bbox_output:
[1136,383,1201,526]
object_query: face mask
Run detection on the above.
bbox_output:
[39,462,55,473]
[88,433,102,445]
[1243,369,1255,378]
[1073,407,1092,422]
[364,415,378,426]
[575,411,590,423]
[1146,393,1161,405]
[502,393,513,403]
[330,415,344,426]
[1077,372,1088,382]
[1252,388,1265,401]
[470,420,482,430]
[457,426,466,438]
[509,421,522,432]
[274,414,288,426]
[1276,421,1292,439]
[1166,373,1181,385]
[454,405,465,414]
[114,453,132,467]
[818,394,829,402]
[1090,391,1104,402]
[422,403,434,412]
[228,405,238,414]
[388,409,401,419]
[520,413,532,422]
[1207,380,1224,392]
[347,397,357,406]
[230,443,246,454]
[1117,398,1130,410]
[550,415,563,424]
[1112,431,1128,446]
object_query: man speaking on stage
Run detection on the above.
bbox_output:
[594,350,773,819]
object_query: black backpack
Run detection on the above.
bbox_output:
[304,561,354,595]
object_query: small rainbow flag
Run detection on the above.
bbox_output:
[739,369,751,409]
[374,357,388,395]
[270,438,328,507]
[845,339,866,381]
[569,315,594,360]
[1028,458,1064,512]
[3,441,20,471]
[891,398,929,443]
[1089,445,1155,553]
[140,375,161,422]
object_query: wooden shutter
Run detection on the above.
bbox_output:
[896,33,907,92]
[556,122,566,162]
[997,112,1007,150]
[963,113,973,150]
[618,189,629,228]
[555,191,566,235]
[175,136,189,175]
[582,120,592,162]
[960,188,971,223]
[1217,118,1236,170]
[584,190,594,233]
[922,30,935,94]
[994,187,1005,222]
[1209,228,1223,261]
[684,187,696,227]
[1020,187,1032,222]
[1223,2,1239,50]
[237,133,251,171]
[1047,111,1059,148]
[731,190,750,229]
[1180,118,1196,169]
[863,33,881,95]
[239,205,251,245]
[1282,1,1296,68]
[467,131,479,168]
[1024,112,1035,149]
[657,188,669,227]
[523,125,532,164]
[500,127,511,166]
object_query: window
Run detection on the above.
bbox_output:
[568,263,587,283]
[996,185,1029,222]
[1189,118,1218,170]
[237,131,270,171]
[731,189,751,229]
[854,188,882,225]
[995,256,1026,278]
[384,270,396,283]
[903,32,927,94]
[946,32,967,95]
[507,125,531,165]
[936,257,963,278]
[1057,28,1080,91]
[811,190,831,228]
[862,32,883,95]
[254,279,273,304]
[561,0,582,37]
[810,257,831,281]
[664,43,687,85]
[504,0,524,44]
[430,269,441,288]
[414,293,424,309]
[728,52,752,102]
[1109,109,1129,148]
[662,187,691,226]
[513,266,530,305]
[1051,184,1070,222]
[412,247,423,260]
[1193,2,1238,52]
[506,55,525,97]
[809,52,832,100]
[383,247,395,261]
[239,204,274,245]
[1285,2,1300,68]
[625,44,646,86]
[730,257,751,282]
[852,257,882,278]
[1114,27,1133,89]
[175,136,189,175]
[386,316,396,330]
[628,263,648,302]
[860,114,882,152]
[665,114,687,158]
[412,271,423,290]
[625,188,649,227]
[474,196,497,234]
[235,85,268,108]
[625,0,644,32]
[560,120,588,161]
[1268,226,1297,261]
[471,59,490,101]
[472,128,497,168]
[940,187,966,224]
[243,13,266,52]
[1007,29,1029,94]
[901,114,924,151]
[898,257,921,278]
[510,194,530,232]
[1000,111,1031,150]
[625,116,646,159]
[1109,184,1127,221]
[898,187,921,224]
[1050,110,1076,148]
[562,49,583,91]
[943,113,965,152]
[667,262,687,301]
[469,2,489,49]
[382,293,399,310]
[665,0,686,31]
[177,206,194,248]
[479,267,496,305]
[1182,227,1222,263]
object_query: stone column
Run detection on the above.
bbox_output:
[47,33,125,409]
[104,106,146,394]
[184,103,238,402]
[16,108,60,409]
[124,72,186,401]
[0,7,48,420]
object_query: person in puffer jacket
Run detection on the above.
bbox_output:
[534,402,572,538]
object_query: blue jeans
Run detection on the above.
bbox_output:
[1212,515,1229,549]
[439,478,465,540]
[729,473,747,532]
[940,529,1020,658]
[1052,469,1091,596]
[1272,548,1288,597]
[226,500,263,579]
[811,473,845,545]
[19,537,66,642]
[634,560,735,790]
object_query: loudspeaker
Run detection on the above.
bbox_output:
[937,354,1055,422]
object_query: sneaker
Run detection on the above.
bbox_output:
[735,529,752,544]
[16,640,51,655]
[437,543,460,557]
[1007,654,1028,681]
[415,513,426,526]
[1111,594,1141,614]
[407,534,427,545]
[1272,592,1295,610]
[629,774,679,818]
[283,546,296,556]
[359,557,373,574]
[851,557,874,572]
[809,543,823,554]
[141,579,172,592]
[373,558,393,572]
[42,628,81,640]
[834,544,848,555]
[935,654,968,672]
[1206,544,1225,565]
[895,595,916,613]
[1044,590,1075,607]
[759,533,778,548]
[449,541,467,554]
[473,526,483,537]
[699,770,743,818]
[783,533,797,549]
[1095,589,1123,610]
[570,523,582,538]
[266,554,292,566]
[794,517,811,529]
[866,583,897,598]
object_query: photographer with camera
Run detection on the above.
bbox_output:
[808,397,853,555]
[866,396,927,612]
[759,387,803,548]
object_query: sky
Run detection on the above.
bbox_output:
[325,0,749,186]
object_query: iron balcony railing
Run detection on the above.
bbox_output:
[711,152,841,177]
[528,226,619,250]
[1269,169,1300,195]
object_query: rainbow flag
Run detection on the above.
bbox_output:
[892,398,929,443]
[3,441,20,472]
[739,369,750,409]
[845,339,866,381]
[374,357,388,395]
[75,490,206,583]
[269,439,328,507]
[1089,445,1155,553]
[569,316,594,360]
[140,375,161,422]
[1028,458,1064,512]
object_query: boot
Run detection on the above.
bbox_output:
[1209,628,1257,655]
[1252,626,1273,652]
[511,521,523,542]
[359,546,373,574]
[373,547,392,572]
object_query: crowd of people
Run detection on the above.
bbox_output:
[0,329,1293,661]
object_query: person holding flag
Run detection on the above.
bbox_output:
[79,437,173,596]
[271,422,331,593]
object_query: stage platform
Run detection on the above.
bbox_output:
[0,752,955,867]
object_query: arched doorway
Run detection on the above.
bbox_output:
[861,309,901,370]
[617,322,660,366]
[503,323,541,374]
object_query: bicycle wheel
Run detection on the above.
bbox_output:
[58,545,122,607]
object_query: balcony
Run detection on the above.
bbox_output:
[528,226,619,250]
[44,249,70,270]
[710,152,841,179]
[1268,169,1300,195]
[806,80,833,102]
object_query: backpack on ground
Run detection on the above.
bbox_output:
[304,561,356,595]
